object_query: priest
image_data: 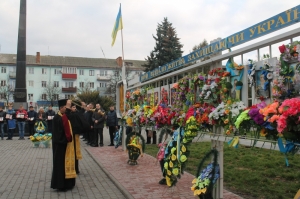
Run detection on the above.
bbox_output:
[51,99,76,191]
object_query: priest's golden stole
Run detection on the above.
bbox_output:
[65,120,76,179]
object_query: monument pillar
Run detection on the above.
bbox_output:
[14,0,27,110]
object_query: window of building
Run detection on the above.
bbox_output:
[100,70,107,76]
[99,82,107,87]
[1,67,6,73]
[79,69,84,75]
[41,94,47,100]
[42,68,47,74]
[28,94,33,101]
[89,82,94,88]
[79,82,84,88]
[65,94,74,99]
[1,80,6,86]
[53,94,59,100]
[41,81,47,87]
[62,67,76,74]
[54,69,60,75]
[0,93,6,99]
[29,68,34,74]
[114,71,119,77]
[54,81,59,87]
[29,80,34,87]
[65,82,74,88]
[89,70,95,76]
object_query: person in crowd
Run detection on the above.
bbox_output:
[0,106,6,140]
[92,104,105,147]
[37,107,46,121]
[15,105,28,140]
[106,105,118,146]
[46,105,55,134]
[84,104,94,146]
[67,102,89,174]
[51,99,76,191]
[27,106,37,137]
[146,128,157,144]
[6,105,15,140]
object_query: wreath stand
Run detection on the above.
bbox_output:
[211,126,223,199]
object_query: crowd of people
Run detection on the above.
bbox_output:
[0,104,56,140]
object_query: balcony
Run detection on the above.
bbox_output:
[9,71,16,79]
[62,73,77,79]
[97,74,110,81]
[62,87,77,93]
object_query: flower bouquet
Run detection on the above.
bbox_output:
[30,133,52,148]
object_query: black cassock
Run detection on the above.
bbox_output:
[66,109,89,174]
[50,113,75,190]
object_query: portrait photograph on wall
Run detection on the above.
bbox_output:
[230,76,243,100]
[255,70,270,98]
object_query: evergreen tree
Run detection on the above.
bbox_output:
[143,17,183,72]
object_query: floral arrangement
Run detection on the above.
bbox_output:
[279,41,300,64]
[208,99,246,135]
[267,98,300,142]
[30,133,52,148]
[163,127,187,187]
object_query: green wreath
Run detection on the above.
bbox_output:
[125,131,146,165]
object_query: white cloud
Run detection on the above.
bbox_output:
[0,0,299,61]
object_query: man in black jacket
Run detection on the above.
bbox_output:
[84,105,93,145]
[0,106,6,140]
[106,105,118,146]
[46,105,55,134]
[91,104,105,147]
[27,106,37,137]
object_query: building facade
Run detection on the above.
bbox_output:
[0,52,145,107]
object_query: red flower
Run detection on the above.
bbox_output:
[279,44,286,53]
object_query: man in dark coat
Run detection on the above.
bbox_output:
[51,99,76,191]
[106,105,118,146]
[27,106,37,137]
[92,104,105,147]
[46,105,55,134]
[84,105,94,145]
[67,103,89,174]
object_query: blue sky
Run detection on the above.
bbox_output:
[0,1,299,62]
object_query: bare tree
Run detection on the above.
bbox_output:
[0,83,14,104]
[41,82,61,106]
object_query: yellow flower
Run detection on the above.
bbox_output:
[181,145,186,152]
[191,186,196,191]
[171,147,176,154]
[166,176,171,186]
[167,170,172,176]
[171,154,177,161]
[172,168,179,175]
[195,188,207,195]
[180,155,187,162]
[224,119,229,124]
[192,178,197,184]
[164,162,168,169]
[169,161,173,168]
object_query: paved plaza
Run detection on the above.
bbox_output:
[0,129,243,199]
[0,137,125,199]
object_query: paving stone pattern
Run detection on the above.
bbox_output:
[0,139,125,199]
[87,146,243,199]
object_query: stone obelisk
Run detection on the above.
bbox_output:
[14,0,27,109]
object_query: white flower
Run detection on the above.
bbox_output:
[203,85,210,91]
[210,82,217,89]
[267,73,273,80]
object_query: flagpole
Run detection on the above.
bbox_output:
[120,4,125,79]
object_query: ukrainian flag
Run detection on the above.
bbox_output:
[111,4,123,46]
